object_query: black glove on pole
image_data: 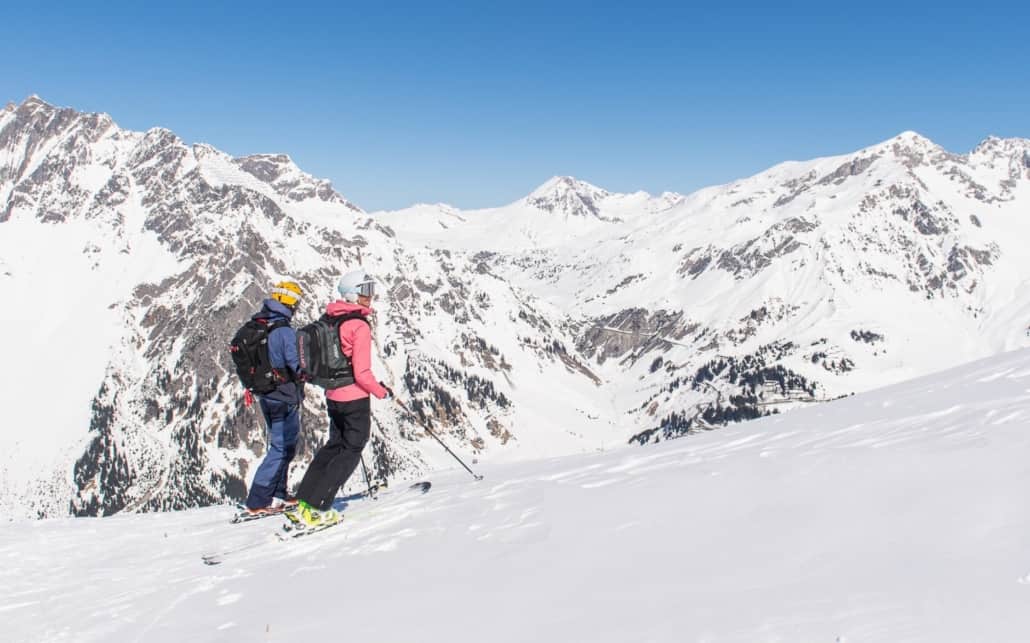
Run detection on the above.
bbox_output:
[392,397,484,481]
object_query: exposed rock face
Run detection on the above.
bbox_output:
[236,153,362,208]
[677,216,819,281]
[577,309,694,364]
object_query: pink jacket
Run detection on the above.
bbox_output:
[324,301,390,402]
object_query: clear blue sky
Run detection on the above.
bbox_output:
[3,1,1028,211]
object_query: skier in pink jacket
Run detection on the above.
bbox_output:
[291,270,392,527]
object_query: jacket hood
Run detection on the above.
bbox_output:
[326,300,373,317]
[254,298,295,322]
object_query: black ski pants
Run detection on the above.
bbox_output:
[296,397,371,511]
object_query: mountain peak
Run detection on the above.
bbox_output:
[17,94,57,116]
[524,175,613,219]
[234,153,361,211]
[528,175,605,197]
[191,142,222,157]
[860,130,947,169]
[972,134,1030,155]
[881,130,938,150]
[237,153,297,172]
[22,94,49,107]
[235,153,303,184]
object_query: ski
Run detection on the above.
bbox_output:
[201,535,278,566]
[229,504,291,524]
[276,481,430,541]
[201,481,429,565]
[277,512,344,540]
[228,482,386,524]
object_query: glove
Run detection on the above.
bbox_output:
[379,381,394,400]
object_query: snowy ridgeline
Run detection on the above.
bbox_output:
[3,96,1030,519]
[3,348,1030,642]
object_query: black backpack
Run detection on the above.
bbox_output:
[296,312,368,389]
[230,319,289,395]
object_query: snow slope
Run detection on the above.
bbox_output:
[4,348,1030,642]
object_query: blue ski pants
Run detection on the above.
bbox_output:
[245,397,300,509]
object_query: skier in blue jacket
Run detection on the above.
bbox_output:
[244,281,305,514]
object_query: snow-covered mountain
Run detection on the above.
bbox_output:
[379,130,1030,443]
[0,96,606,518]
[521,175,683,222]
[5,346,1030,642]
[2,95,1029,519]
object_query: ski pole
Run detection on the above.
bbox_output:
[393,397,484,481]
[360,453,377,499]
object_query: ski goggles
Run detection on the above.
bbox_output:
[356,281,375,298]
[271,285,303,303]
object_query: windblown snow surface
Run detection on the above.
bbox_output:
[4,348,1030,642]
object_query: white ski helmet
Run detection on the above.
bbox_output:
[337,270,376,303]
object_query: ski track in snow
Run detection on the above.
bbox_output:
[3,349,1030,641]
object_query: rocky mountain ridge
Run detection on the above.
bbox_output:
[3,96,1029,518]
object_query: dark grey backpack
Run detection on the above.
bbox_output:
[296,312,368,389]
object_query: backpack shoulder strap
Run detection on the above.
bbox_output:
[251,317,289,331]
[325,311,370,328]
[258,317,294,380]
